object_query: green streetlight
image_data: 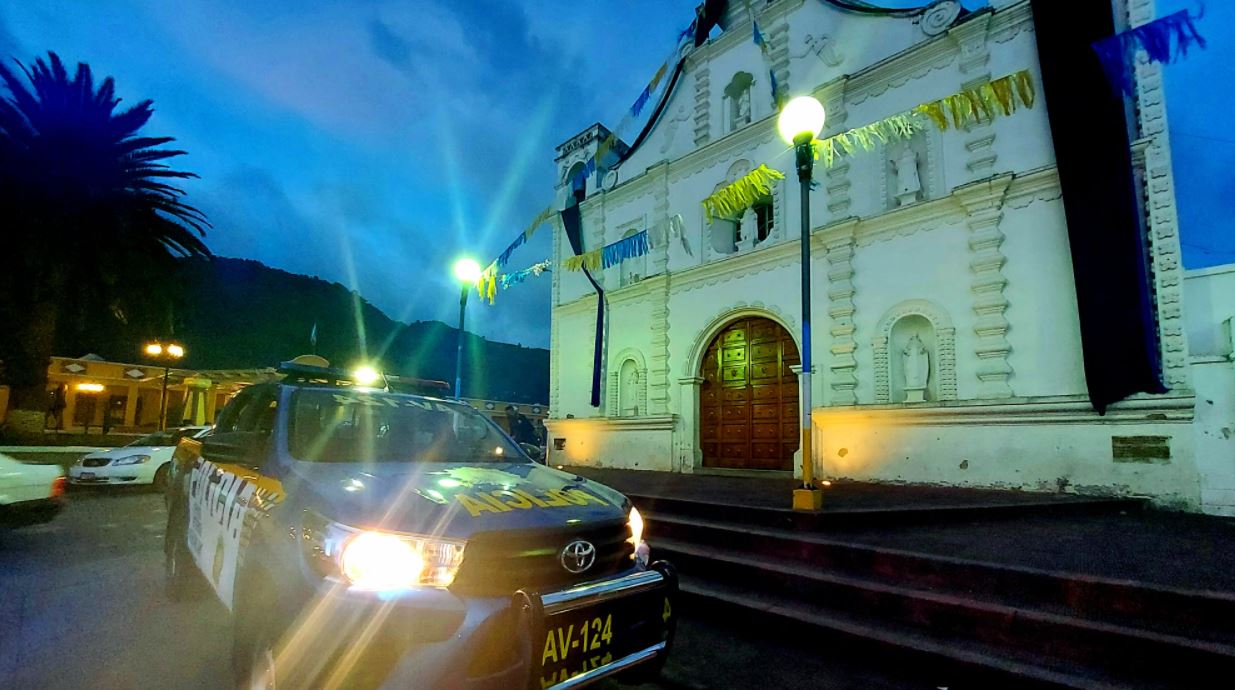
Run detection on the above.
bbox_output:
[778,95,826,511]
[452,258,483,398]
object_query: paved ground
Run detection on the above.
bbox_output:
[0,489,928,690]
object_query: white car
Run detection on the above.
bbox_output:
[0,451,66,528]
[70,426,211,489]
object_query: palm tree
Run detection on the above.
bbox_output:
[0,52,210,435]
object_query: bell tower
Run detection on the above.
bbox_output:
[553,123,628,208]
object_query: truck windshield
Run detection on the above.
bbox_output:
[288,390,523,463]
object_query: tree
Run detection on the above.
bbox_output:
[0,52,209,434]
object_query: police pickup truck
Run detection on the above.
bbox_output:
[163,361,675,689]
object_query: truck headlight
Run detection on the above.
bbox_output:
[302,512,465,591]
[112,454,151,465]
[627,506,645,546]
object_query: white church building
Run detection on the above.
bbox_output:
[543,0,1235,514]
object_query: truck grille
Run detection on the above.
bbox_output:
[82,458,112,467]
[451,519,634,596]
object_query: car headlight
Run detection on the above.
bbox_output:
[302,512,465,591]
[112,454,151,466]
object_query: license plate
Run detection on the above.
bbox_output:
[79,472,95,480]
[536,585,673,688]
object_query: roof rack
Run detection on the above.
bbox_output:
[275,360,452,397]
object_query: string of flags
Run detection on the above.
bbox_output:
[698,70,1037,225]
[562,230,652,273]
[1092,7,1206,96]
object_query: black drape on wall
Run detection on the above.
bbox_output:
[1030,0,1165,413]
[559,204,605,408]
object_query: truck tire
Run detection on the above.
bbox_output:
[164,507,205,601]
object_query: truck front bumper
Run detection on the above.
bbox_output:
[517,560,679,690]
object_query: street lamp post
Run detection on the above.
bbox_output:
[452,258,483,399]
[778,96,826,512]
[144,341,185,431]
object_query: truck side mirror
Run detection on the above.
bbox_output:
[202,431,268,468]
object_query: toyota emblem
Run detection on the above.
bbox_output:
[559,539,597,574]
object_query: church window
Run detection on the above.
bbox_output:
[723,72,754,133]
[754,200,774,242]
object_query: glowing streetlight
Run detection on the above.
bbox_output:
[451,257,482,399]
[777,95,826,512]
[453,258,483,284]
[777,96,827,147]
[144,340,186,431]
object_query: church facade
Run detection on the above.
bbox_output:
[544,0,1228,511]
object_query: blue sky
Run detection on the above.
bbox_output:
[1,1,1230,349]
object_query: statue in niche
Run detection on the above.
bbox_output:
[893,145,922,207]
[902,333,930,403]
[737,208,758,252]
[736,89,751,126]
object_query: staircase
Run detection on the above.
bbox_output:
[638,494,1235,689]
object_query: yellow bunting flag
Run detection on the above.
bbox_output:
[563,249,602,272]
[700,164,786,224]
[808,114,923,170]
[475,262,498,305]
[913,69,1036,131]
[522,206,556,240]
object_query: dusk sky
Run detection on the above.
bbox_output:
[2,1,1230,349]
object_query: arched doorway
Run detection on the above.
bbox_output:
[699,317,800,470]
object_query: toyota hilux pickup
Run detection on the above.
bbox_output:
[163,361,675,689]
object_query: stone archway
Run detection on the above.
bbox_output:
[698,316,800,471]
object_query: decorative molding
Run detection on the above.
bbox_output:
[812,393,1196,427]
[1128,0,1191,391]
[549,216,563,413]
[766,19,791,103]
[681,303,801,378]
[871,298,958,403]
[648,163,672,415]
[545,415,677,432]
[949,14,999,177]
[693,65,711,147]
[820,79,852,219]
[824,223,858,405]
[920,1,963,37]
[955,174,1015,399]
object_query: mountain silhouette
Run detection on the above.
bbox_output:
[59,257,549,404]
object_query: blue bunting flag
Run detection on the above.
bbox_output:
[1093,7,1206,96]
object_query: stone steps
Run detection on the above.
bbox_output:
[639,501,1235,688]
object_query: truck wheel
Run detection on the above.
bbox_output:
[165,512,204,601]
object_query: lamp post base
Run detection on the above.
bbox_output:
[793,488,824,512]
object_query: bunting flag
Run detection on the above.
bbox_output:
[811,113,924,169]
[701,164,786,223]
[499,259,552,291]
[561,230,653,272]
[603,230,650,269]
[913,70,1036,132]
[563,249,603,272]
[474,261,498,305]
[1092,7,1206,96]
